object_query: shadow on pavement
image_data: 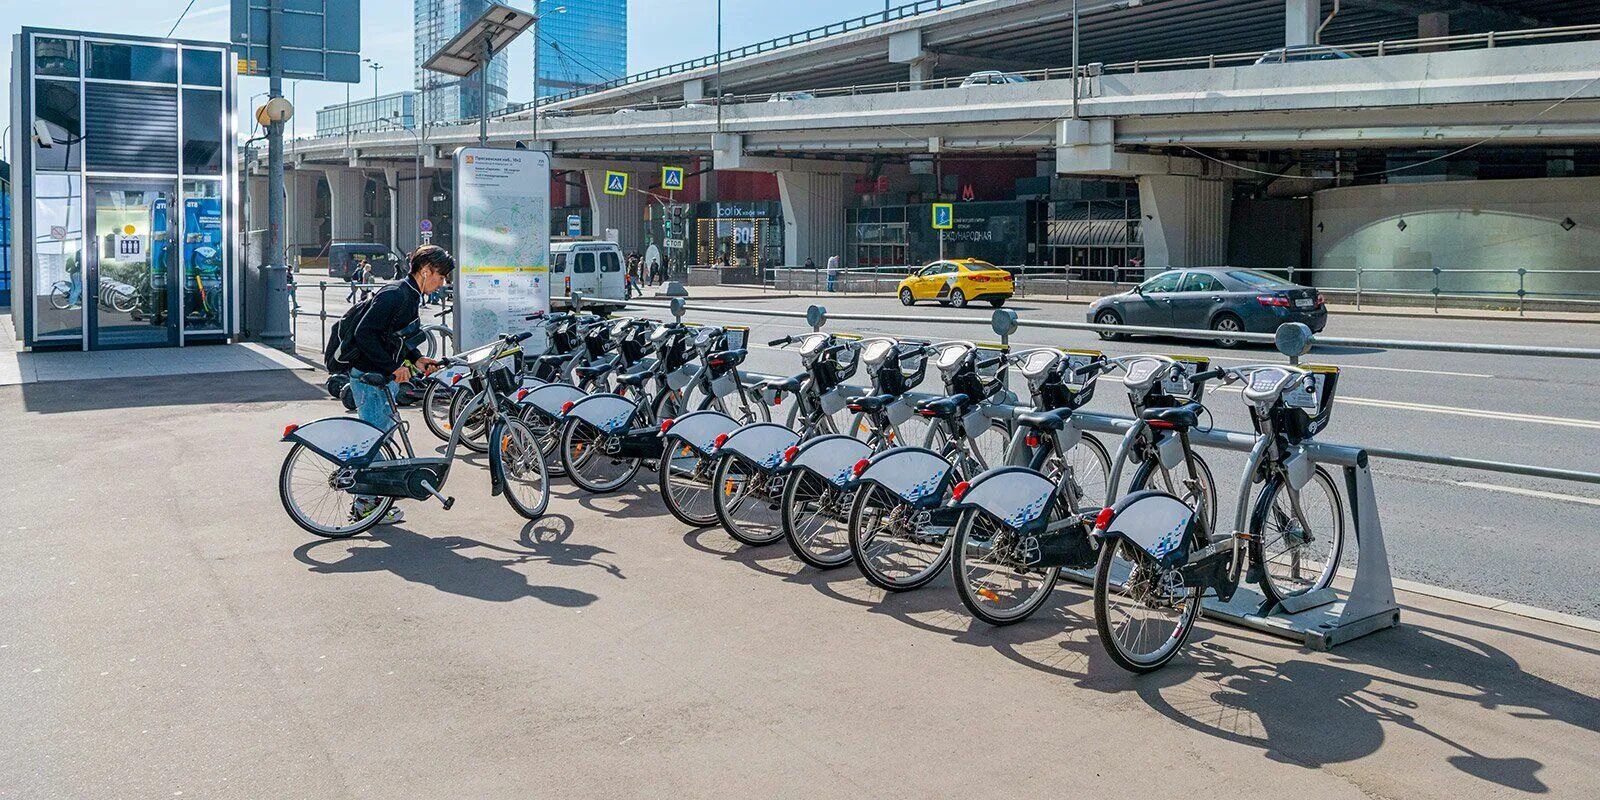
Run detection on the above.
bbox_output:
[292,525,603,606]
[16,369,326,414]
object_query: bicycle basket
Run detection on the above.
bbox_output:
[487,360,518,396]
[1282,365,1340,441]
[660,329,695,372]
[1164,355,1211,401]
[1040,349,1102,411]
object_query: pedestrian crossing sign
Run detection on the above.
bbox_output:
[932,203,954,230]
[604,171,628,196]
[661,165,685,191]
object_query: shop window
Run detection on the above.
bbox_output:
[181,180,225,333]
[34,37,80,78]
[32,174,84,340]
[32,80,82,171]
[86,42,177,83]
[181,49,222,87]
[182,89,223,175]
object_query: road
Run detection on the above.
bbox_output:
[292,288,1600,619]
[2,368,1597,798]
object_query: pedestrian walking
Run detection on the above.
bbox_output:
[826,254,840,293]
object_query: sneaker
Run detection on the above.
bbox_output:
[378,507,406,525]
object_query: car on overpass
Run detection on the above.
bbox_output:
[1088,268,1327,347]
[897,259,1014,308]
[1254,45,1358,65]
[959,70,1030,87]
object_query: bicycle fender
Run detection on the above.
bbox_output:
[716,423,801,471]
[520,382,586,419]
[431,365,470,387]
[564,393,640,434]
[947,466,1056,529]
[283,416,388,466]
[780,434,871,487]
[666,363,700,391]
[663,410,740,457]
[1095,490,1197,569]
[855,446,953,505]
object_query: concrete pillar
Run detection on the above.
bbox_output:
[1286,0,1318,47]
[326,168,367,244]
[1418,12,1449,52]
[289,171,322,263]
[683,78,705,103]
[777,171,848,268]
[907,59,933,89]
[583,168,648,252]
[1137,175,1230,271]
[394,168,424,253]
[889,29,932,89]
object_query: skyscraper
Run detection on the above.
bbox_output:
[535,0,627,99]
[415,0,511,124]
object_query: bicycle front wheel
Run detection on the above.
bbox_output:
[711,454,785,546]
[1249,466,1345,605]
[517,405,566,477]
[1130,451,1218,535]
[493,418,550,520]
[782,470,853,569]
[559,417,642,493]
[848,483,954,592]
[952,507,1062,626]
[1093,538,1202,673]
[422,382,459,442]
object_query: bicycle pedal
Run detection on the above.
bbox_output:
[441,496,455,510]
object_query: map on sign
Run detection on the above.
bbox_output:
[453,148,552,351]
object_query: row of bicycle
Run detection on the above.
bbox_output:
[280,309,1349,673]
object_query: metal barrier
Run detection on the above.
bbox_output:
[568,294,1600,648]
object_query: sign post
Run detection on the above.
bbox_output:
[932,202,954,261]
[452,147,552,352]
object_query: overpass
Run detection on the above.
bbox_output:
[254,1,1600,294]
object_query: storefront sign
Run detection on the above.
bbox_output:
[453,147,551,352]
[714,203,767,219]
[663,238,685,249]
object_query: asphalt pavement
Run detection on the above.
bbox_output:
[2,368,1597,798]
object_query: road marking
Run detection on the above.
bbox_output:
[1204,353,1492,379]
[1336,396,1600,430]
[1456,481,1600,507]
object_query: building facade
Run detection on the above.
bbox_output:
[536,0,627,98]
[415,0,509,123]
[316,91,417,137]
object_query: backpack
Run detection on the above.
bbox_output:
[323,289,387,373]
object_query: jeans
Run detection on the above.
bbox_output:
[349,368,398,432]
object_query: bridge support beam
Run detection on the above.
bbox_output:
[326,168,368,245]
[1138,175,1230,271]
[777,171,849,269]
[889,29,934,89]
[290,170,323,262]
[1286,0,1318,47]
[1418,12,1449,52]
[584,168,649,252]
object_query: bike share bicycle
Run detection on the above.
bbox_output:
[560,320,763,493]
[942,347,1114,624]
[278,332,550,537]
[518,316,662,477]
[845,340,1017,591]
[1090,361,1345,672]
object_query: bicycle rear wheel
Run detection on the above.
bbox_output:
[559,417,642,493]
[1130,452,1218,535]
[422,382,459,442]
[952,507,1062,626]
[1093,538,1202,673]
[278,442,393,538]
[659,439,718,527]
[1249,467,1345,605]
[517,405,566,477]
[493,418,550,520]
[712,454,785,546]
[782,471,853,569]
[449,390,491,454]
[848,484,954,592]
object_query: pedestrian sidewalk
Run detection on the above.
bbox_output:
[0,315,311,386]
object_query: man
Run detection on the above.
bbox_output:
[345,245,453,524]
[826,254,840,293]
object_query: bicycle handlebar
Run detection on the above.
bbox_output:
[768,336,792,347]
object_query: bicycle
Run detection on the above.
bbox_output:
[944,347,1114,625]
[1090,362,1345,673]
[278,332,550,537]
[846,340,1016,592]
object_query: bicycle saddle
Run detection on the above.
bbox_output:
[1141,402,1203,429]
[916,394,970,419]
[616,367,652,388]
[758,375,803,394]
[573,362,615,381]
[535,353,568,369]
[1015,408,1071,431]
[847,393,897,413]
[708,348,747,368]
[358,372,390,387]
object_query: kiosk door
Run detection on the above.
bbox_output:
[86,182,180,349]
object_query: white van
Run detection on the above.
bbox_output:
[551,240,628,312]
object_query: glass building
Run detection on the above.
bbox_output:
[316,91,418,136]
[415,0,509,123]
[1,161,11,304]
[8,28,236,350]
[536,0,627,98]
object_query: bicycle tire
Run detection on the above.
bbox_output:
[783,469,854,569]
[848,482,955,592]
[658,439,718,527]
[449,389,491,454]
[1129,451,1218,535]
[711,454,786,546]
[951,506,1063,626]
[559,416,642,493]
[278,442,393,538]
[421,382,458,442]
[492,418,550,520]
[1248,466,1345,606]
[1093,537,1202,674]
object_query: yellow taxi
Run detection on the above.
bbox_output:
[896,259,1014,308]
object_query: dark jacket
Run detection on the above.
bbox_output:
[347,276,423,376]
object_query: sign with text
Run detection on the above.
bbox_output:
[932,203,954,230]
[566,214,582,237]
[603,171,628,197]
[452,147,551,352]
[661,165,685,191]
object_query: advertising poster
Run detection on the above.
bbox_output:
[183,198,224,330]
[452,147,552,352]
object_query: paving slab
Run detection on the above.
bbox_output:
[1,370,1596,799]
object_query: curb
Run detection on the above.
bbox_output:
[1391,577,1600,634]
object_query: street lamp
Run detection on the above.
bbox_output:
[363,58,384,132]
[531,3,567,146]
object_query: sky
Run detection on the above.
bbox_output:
[0,0,902,144]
